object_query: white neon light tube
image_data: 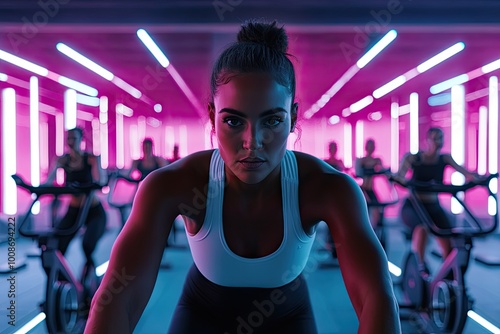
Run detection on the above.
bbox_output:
[451,85,465,214]
[391,102,400,173]
[116,111,124,169]
[344,123,353,168]
[100,123,109,169]
[482,58,500,74]
[350,95,374,113]
[58,76,98,97]
[416,42,465,73]
[56,43,114,80]
[478,106,488,175]
[2,88,17,214]
[356,30,398,69]
[137,29,170,68]
[489,76,498,174]
[355,120,364,158]
[64,89,77,130]
[409,93,419,154]
[0,49,49,76]
[30,77,40,187]
[373,75,407,99]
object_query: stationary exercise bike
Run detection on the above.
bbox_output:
[13,174,104,334]
[107,171,143,228]
[392,173,498,334]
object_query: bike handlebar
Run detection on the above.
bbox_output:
[107,172,144,209]
[12,174,104,238]
[391,173,499,237]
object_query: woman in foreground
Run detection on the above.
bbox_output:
[85,20,400,334]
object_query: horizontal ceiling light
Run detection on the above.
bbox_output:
[57,42,155,105]
[137,28,203,116]
[341,41,466,115]
[430,57,500,94]
[373,75,406,99]
[417,42,465,73]
[350,95,374,113]
[56,43,114,80]
[0,49,49,76]
[0,48,99,97]
[304,30,398,119]
[76,94,100,107]
[482,58,500,74]
[58,76,98,97]
[137,29,170,68]
[357,30,398,69]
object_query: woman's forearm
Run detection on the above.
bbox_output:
[358,292,401,334]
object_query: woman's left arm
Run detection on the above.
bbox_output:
[90,154,107,185]
[323,173,401,333]
[443,154,479,181]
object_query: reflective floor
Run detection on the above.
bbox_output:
[1,212,499,334]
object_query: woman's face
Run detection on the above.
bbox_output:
[66,130,82,151]
[213,73,296,184]
[427,130,444,151]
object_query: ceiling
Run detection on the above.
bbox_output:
[1,0,500,123]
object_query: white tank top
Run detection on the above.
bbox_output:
[186,149,316,288]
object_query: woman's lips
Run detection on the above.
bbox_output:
[239,160,265,170]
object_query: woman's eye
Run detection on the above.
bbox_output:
[223,118,242,127]
[265,117,283,127]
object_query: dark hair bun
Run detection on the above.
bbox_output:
[237,20,288,54]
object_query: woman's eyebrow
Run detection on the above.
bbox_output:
[219,108,287,117]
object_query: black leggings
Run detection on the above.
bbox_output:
[401,198,453,233]
[57,202,107,264]
[168,265,318,334]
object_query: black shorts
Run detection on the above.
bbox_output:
[401,197,453,233]
[168,264,318,334]
[364,189,379,204]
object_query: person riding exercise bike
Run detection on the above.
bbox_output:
[45,127,107,300]
[393,127,480,272]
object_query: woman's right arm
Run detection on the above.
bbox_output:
[84,170,180,333]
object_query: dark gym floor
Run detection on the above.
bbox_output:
[1,208,500,334]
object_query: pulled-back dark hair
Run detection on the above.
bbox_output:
[209,19,296,109]
[68,127,83,138]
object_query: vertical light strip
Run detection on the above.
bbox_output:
[30,77,40,186]
[30,77,40,215]
[55,113,64,156]
[344,123,353,168]
[116,111,124,169]
[451,85,466,214]
[165,125,175,156]
[138,116,146,142]
[478,106,488,175]
[488,76,499,217]
[92,119,101,156]
[100,123,108,169]
[99,96,108,124]
[179,124,188,157]
[355,120,364,158]
[468,124,477,171]
[130,124,140,160]
[40,122,49,172]
[489,76,498,174]
[2,88,17,214]
[64,89,77,130]
[391,102,400,173]
[409,93,419,154]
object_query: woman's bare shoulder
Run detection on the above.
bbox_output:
[293,151,353,190]
[142,150,214,196]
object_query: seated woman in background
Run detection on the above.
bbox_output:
[129,138,168,178]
